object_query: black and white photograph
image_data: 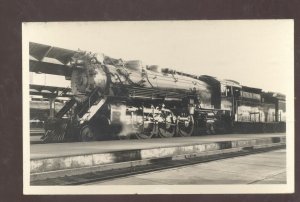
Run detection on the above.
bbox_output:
[22,20,294,194]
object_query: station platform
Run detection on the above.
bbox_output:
[87,149,286,185]
[30,133,286,182]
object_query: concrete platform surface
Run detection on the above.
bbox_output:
[31,133,285,159]
[87,149,286,185]
[30,133,285,179]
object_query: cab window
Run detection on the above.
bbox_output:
[221,85,232,97]
[221,85,227,96]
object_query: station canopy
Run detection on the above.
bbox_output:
[29,42,79,77]
[30,84,72,98]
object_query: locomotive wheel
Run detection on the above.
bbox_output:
[178,115,195,137]
[135,131,154,139]
[118,134,131,140]
[158,112,176,138]
[80,125,96,141]
[158,122,176,138]
[206,123,216,135]
[210,124,216,134]
[135,122,154,139]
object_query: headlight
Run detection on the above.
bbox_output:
[76,59,84,65]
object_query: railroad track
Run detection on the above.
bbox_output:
[31,143,285,185]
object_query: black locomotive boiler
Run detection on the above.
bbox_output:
[29,42,286,143]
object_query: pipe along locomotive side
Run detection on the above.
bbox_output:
[38,48,286,143]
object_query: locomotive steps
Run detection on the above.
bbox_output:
[30,133,286,183]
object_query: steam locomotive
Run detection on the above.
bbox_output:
[29,43,286,143]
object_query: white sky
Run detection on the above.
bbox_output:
[24,20,293,94]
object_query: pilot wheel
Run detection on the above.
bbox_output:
[80,125,96,141]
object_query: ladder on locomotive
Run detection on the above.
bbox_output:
[76,87,107,124]
[55,99,76,118]
[42,87,105,143]
[55,87,104,121]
